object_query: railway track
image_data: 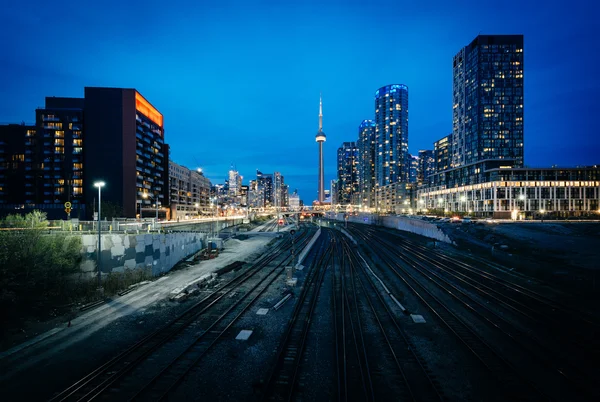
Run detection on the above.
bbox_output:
[50,228,312,402]
[351,226,545,401]
[340,237,444,401]
[362,227,599,399]
[261,230,331,401]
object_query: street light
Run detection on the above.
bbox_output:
[460,195,467,213]
[540,209,545,223]
[93,181,105,290]
[143,192,160,228]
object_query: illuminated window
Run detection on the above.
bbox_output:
[54,147,64,154]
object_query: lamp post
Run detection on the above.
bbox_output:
[93,181,105,290]
[460,195,467,214]
[143,192,160,229]
[540,209,545,223]
[438,197,444,216]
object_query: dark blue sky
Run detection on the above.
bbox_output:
[1,0,598,202]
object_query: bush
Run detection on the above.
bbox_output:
[0,211,82,322]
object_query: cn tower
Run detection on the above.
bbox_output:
[315,95,326,203]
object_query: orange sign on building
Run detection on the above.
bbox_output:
[135,92,163,130]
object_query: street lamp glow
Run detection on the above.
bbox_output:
[93,180,105,290]
[460,196,466,202]
[518,194,526,200]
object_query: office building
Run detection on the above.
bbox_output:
[374,84,409,186]
[256,170,273,208]
[452,35,524,168]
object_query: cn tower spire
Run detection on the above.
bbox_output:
[319,93,323,132]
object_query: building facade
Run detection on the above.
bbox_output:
[434,134,453,175]
[417,149,435,186]
[374,84,409,186]
[418,162,600,218]
[168,161,211,219]
[357,119,376,208]
[83,87,169,219]
[337,141,358,205]
[452,35,524,168]
[0,124,32,207]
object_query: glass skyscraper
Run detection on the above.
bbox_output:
[336,141,358,205]
[357,119,375,208]
[374,84,409,186]
[452,35,524,168]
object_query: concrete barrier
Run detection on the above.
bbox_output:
[296,228,321,267]
[80,231,206,277]
[327,212,453,244]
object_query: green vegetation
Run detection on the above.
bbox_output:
[0,211,82,324]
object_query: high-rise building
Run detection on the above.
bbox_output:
[228,167,241,197]
[434,134,453,174]
[374,84,409,187]
[357,120,376,209]
[417,149,435,186]
[337,141,358,205]
[452,35,524,168]
[83,87,169,219]
[0,88,169,219]
[289,189,300,209]
[408,154,419,183]
[315,95,326,203]
[0,124,32,207]
[256,170,273,207]
[274,172,284,207]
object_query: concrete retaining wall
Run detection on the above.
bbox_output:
[80,232,206,277]
[327,212,452,244]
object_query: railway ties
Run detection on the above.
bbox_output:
[350,226,545,401]
[51,228,314,402]
[365,227,598,399]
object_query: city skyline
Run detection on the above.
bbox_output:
[1,0,598,202]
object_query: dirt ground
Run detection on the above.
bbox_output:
[436,220,600,298]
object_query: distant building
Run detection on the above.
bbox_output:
[357,119,376,209]
[408,154,419,184]
[434,134,453,175]
[168,162,211,220]
[337,141,359,205]
[228,167,241,197]
[256,170,273,207]
[417,150,435,186]
[374,84,409,186]
[452,35,524,168]
[289,189,300,209]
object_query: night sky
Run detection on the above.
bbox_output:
[1,0,598,203]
